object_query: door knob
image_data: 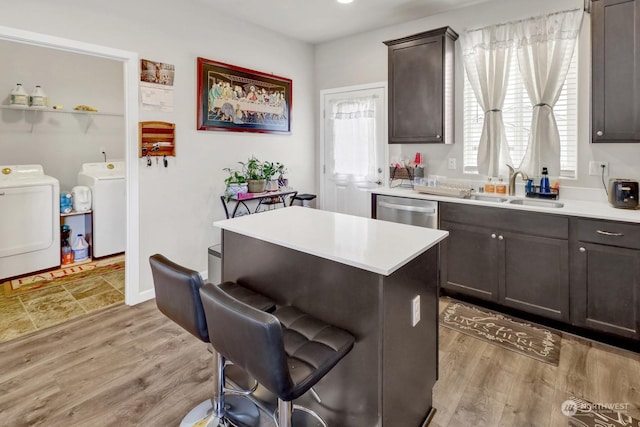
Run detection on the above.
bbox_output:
[498,235,504,240]
[491,233,496,239]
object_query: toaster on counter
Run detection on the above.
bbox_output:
[608,179,639,209]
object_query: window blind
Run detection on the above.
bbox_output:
[463,47,578,178]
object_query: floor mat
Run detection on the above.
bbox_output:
[440,301,561,365]
[3,254,124,297]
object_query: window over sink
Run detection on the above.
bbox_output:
[463,42,578,179]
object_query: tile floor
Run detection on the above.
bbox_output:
[0,269,124,343]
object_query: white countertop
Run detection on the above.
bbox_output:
[374,187,640,224]
[213,206,448,276]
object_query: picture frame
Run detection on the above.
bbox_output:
[197,57,292,134]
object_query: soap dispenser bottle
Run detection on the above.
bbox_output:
[484,177,495,193]
[496,176,507,195]
[540,167,550,194]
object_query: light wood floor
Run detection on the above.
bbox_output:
[1,298,638,426]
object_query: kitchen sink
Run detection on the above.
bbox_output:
[508,199,564,208]
[469,195,509,203]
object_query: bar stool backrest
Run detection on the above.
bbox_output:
[200,283,294,399]
[149,254,209,342]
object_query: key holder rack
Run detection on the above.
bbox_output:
[139,121,175,159]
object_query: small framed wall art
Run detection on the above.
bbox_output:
[197,57,292,134]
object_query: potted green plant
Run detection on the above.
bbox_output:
[262,161,280,192]
[240,156,267,193]
[223,167,248,200]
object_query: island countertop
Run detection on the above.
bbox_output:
[213,206,448,276]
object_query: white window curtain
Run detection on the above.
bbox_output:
[330,97,377,179]
[515,9,583,177]
[461,25,514,177]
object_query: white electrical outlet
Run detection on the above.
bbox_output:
[588,161,609,176]
[448,158,457,170]
[411,295,421,327]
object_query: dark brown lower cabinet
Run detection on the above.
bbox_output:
[437,203,640,343]
[501,231,569,321]
[440,203,570,322]
[440,221,499,302]
[571,219,640,340]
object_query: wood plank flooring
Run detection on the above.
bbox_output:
[0,298,638,426]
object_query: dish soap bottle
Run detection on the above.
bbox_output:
[540,167,550,194]
[9,83,29,106]
[484,177,495,193]
[495,176,507,195]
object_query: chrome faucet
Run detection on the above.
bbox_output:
[506,164,529,196]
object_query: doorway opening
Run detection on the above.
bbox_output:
[0,25,140,342]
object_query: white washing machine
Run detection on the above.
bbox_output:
[77,162,126,258]
[0,165,60,281]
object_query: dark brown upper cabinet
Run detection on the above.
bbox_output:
[592,0,640,143]
[384,27,458,144]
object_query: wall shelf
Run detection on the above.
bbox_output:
[0,104,123,117]
[1,104,123,133]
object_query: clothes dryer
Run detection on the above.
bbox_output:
[0,165,60,280]
[77,162,125,258]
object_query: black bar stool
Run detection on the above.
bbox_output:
[200,282,355,426]
[289,193,316,207]
[149,254,275,427]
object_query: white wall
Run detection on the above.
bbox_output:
[315,0,640,190]
[0,40,125,191]
[0,0,315,293]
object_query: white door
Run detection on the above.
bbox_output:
[320,84,386,218]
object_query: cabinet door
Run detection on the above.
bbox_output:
[500,231,570,321]
[592,0,640,142]
[440,221,499,302]
[572,242,640,339]
[387,36,443,143]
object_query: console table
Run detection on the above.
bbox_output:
[220,189,297,219]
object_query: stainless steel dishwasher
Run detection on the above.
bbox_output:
[375,194,438,228]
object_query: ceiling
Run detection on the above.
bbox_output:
[202,0,494,44]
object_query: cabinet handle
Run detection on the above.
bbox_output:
[491,233,496,239]
[596,130,603,136]
[498,235,504,240]
[579,247,586,253]
[435,134,441,139]
[0,192,4,196]
[596,230,624,237]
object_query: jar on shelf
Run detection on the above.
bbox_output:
[29,85,47,108]
[9,83,29,106]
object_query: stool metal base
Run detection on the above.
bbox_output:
[180,396,261,427]
[274,404,327,427]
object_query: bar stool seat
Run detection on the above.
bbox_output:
[149,254,275,427]
[200,283,355,426]
[289,193,317,207]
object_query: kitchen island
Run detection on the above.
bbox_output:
[214,207,448,426]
